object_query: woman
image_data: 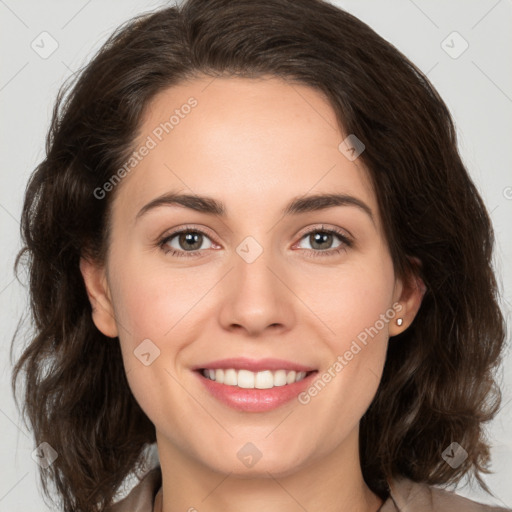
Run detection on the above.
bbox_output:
[11,0,510,511]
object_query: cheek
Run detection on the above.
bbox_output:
[304,252,396,347]
[109,255,213,344]
[108,265,194,426]
[298,254,396,410]
[107,256,220,406]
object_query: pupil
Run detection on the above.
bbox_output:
[311,232,331,250]
[180,232,202,250]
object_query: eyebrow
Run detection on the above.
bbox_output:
[135,191,375,224]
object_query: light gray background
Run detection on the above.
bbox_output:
[1,0,511,510]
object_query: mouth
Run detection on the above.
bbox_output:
[199,368,314,389]
[193,358,318,412]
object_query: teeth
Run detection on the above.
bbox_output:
[273,369,287,386]
[201,368,310,388]
[255,370,273,389]
[224,369,237,386]
[237,370,255,388]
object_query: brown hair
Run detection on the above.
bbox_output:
[11,0,507,510]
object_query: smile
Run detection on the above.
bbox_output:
[200,368,311,389]
[194,358,318,412]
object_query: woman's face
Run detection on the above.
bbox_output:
[82,75,421,477]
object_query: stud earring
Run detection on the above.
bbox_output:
[396,318,403,326]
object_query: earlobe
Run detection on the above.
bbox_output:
[79,257,119,338]
[390,257,426,337]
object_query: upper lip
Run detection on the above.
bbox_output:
[192,357,316,373]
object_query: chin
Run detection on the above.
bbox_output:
[198,443,313,479]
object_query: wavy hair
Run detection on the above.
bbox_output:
[11,0,507,510]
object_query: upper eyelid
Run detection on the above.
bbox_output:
[295,224,352,241]
[161,224,215,242]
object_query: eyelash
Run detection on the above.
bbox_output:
[157,224,353,259]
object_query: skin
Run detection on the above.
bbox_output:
[80,75,424,512]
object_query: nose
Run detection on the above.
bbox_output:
[218,248,296,337]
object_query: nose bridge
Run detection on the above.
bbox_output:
[218,235,295,334]
[235,239,276,295]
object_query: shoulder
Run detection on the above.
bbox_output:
[105,467,162,512]
[104,468,512,512]
[383,477,511,512]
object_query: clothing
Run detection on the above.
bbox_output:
[106,467,511,512]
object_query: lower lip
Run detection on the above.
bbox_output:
[195,370,317,412]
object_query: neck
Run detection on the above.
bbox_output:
[155,428,383,512]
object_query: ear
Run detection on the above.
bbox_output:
[79,257,118,338]
[389,256,426,337]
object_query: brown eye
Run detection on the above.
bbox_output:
[175,232,205,251]
[296,227,352,257]
[159,228,215,257]
[307,231,337,251]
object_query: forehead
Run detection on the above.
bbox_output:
[110,75,377,225]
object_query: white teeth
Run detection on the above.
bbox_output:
[201,368,310,388]
[286,370,296,384]
[224,369,237,386]
[255,370,273,389]
[237,369,255,388]
[273,369,287,387]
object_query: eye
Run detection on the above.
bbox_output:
[158,226,215,257]
[294,225,352,257]
[157,224,352,258]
